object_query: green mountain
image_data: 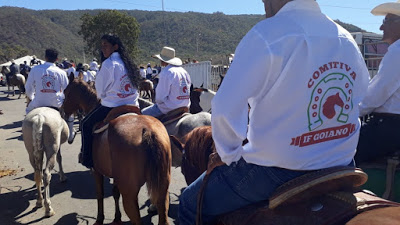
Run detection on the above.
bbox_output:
[0,7,366,65]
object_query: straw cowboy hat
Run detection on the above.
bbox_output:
[153,46,182,66]
[372,0,400,16]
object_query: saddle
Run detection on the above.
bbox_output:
[93,105,141,134]
[158,107,189,125]
[217,166,400,225]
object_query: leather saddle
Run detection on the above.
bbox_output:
[158,107,189,125]
[93,105,141,134]
[218,166,400,225]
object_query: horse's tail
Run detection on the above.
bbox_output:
[31,114,44,169]
[142,128,170,203]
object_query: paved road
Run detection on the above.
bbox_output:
[0,86,187,225]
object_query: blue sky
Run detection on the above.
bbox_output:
[0,0,389,34]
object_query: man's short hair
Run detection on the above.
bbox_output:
[45,48,58,62]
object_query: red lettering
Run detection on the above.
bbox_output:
[308,79,314,88]
[345,64,351,72]
[319,64,329,74]
[332,62,339,68]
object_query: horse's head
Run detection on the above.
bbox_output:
[62,78,97,118]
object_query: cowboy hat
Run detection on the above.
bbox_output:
[153,46,182,66]
[372,0,400,16]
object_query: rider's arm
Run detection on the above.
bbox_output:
[211,29,271,165]
[25,69,36,100]
[359,47,400,116]
[154,69,171,104]
[95,61,114,100]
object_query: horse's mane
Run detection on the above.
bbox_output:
[181,126,215,185]
[73,78,99,106]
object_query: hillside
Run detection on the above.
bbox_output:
[0,7,366,65]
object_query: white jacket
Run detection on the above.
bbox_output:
[95,52,139,107]
[211,0,369,170]
[25,62,69,113]
[155,65,191,114]
[359,40,400,116]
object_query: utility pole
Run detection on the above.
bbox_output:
[162,0,168,45]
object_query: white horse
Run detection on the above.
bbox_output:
[22,107,69,217]
[7,73,25,98]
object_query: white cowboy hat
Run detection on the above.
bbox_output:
[153,46,182,66]
[372,0,400,16]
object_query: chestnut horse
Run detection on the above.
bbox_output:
[173,126,400,225]
[62,77,171,225]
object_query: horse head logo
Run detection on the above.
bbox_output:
[322,92,344,119]
[124,84,131,92]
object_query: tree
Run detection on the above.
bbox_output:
[79,10,141,60]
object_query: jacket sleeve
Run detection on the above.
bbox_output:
[155,69,171,104]
[95,61,114,100]
[25,69,36,100]
[211,28,272,165]
[359,48,400,116]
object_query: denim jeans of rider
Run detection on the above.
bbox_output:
[178,158,310,225]
[80,105,112,168]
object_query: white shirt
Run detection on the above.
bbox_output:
[25,62,69,113]
[155,64,191,114]
[66,67,76,77]
[140,68,147,79]
[146,67,153,76]
[95,52,139,107]
[90,61,99,71]
[211,0,369,170]
[359,40,400,116]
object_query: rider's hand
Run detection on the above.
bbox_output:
[206,152,225,175]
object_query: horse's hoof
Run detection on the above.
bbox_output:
[45,209,55,217]
[36,200,43,208]
[148,203,157,213]
[93,222,103,225]
[111,221,123,225]
[68,131,76,144]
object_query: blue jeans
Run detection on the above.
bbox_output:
[141,103,164,118]
[178,158,309,225]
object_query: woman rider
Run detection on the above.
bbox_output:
[79,33,141,168]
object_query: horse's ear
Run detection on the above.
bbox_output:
[200,83,204,88]
[78,71,84,80]
[169,135,184,153]
[69,72,74,83]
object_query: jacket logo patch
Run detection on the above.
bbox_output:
[291,62,358,147]
[117,75,135,98]
[40,74,56,93]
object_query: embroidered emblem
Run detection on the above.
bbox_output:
[40,74,56,93]
[117,75,135,98]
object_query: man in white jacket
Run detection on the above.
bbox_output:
[25,48,75,143]
[142,46,191,117]
[179,0,369,224]
[356,0,400,163]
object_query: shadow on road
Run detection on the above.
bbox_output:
[0,170,114,224]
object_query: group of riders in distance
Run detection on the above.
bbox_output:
[3,0,400,224]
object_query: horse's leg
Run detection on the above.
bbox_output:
[6,84,10,97]
[120,186,142,225]
[112,185,122,225]
[56,148,67,182]
[93,170,105,225]
[43,153,56,217]
[30,153,44,208]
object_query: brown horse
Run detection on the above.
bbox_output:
[61,77,171,225]
[139,79,154,102]
[173,126,400,225]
